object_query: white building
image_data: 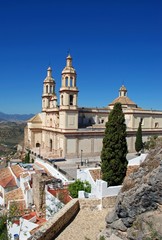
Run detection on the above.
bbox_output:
[24,54,162,160]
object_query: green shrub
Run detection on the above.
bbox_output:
[68,179,91,198]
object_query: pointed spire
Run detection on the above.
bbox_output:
[66,54,72,67]
[47,67,52,77]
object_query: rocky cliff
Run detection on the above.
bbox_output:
[100,143,162,240]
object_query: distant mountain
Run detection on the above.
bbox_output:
[0,112,34,121]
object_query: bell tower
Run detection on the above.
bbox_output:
[59,54,79,129]
[42,67,57,111]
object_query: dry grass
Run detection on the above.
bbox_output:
[121,178,136,193]
[140,156,160,172]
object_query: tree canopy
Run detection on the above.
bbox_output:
[101,102,128,186]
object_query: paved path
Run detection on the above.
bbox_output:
[56,207,112,240]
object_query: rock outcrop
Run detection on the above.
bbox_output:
[100,145,162,240]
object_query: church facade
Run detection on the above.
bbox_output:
[24,55,162,159]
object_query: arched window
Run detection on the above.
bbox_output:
[70,95,73,105]
[50,86,53,93]
[36,143,40,148]
[70,77,73,87]
[66,77,68,87]
[46,85,48,93]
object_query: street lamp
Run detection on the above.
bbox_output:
[81,149,83,166]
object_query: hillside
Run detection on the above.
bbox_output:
[100,139,162,240]
[0,121,26,157]
[0,111,34,121]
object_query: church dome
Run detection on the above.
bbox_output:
[44,66,55,83]
[109,85,138,109]
[120,85,127,91]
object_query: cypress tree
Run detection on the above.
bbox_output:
[135,120,143,154]
[101,102,128,186]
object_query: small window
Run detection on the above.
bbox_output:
[61,95,63,105]
[36,143,40,148]
[155,122,159,128]
[50,139,52,152]
[70,95,73,105]
[50,118,52,127]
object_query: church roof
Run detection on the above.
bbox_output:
[109,85,139,108]
[109,96,137,108]
[28,114,42,123]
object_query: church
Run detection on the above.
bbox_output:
[24,54,162,159]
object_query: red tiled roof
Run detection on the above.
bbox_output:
[0,167,17,188]
[0,167,12,180]
[5,188,24,205]
[48,188,72,204]
[0,176,17,188]
[34,162,52,176]
[23,212,36,220]
[11,165,25,178]
[23,211,46,225]
[8,199,26,216]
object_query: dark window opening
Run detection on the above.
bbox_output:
[66,77,68,87]
[70,95,73,105]
[36,143,40,148]
[50,139,52,152]
[61,95,63,105]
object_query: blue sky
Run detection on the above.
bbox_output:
[0,0,161,114]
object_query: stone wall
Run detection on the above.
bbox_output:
[79,198,102,210]
[28,199,80,240]
[79,197,117,210]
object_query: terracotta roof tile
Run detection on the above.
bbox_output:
[0,168,12,180]
[8,199,26,215]
[5,188,24,205]
[34,162,52,176]
[48,188,72,204]
[0,176,17,188]
[11,165,25,178]
[109,96,137,108]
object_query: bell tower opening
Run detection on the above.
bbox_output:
[70,95,73,105]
